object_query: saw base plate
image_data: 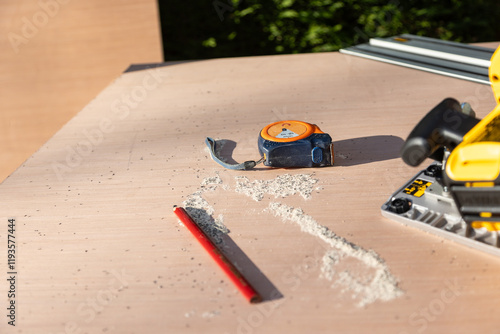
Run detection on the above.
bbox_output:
[381,163,500,257]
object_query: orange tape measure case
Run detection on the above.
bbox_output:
[258,120,334,168]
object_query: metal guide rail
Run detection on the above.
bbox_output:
[340,34,495,84]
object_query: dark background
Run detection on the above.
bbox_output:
[159,0,500,61]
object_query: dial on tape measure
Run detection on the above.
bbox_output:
[206,120,334,170]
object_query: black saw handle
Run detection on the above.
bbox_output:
[400,98,480,167]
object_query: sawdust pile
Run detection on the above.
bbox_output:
[182,174,228,244]
[267,202,403,307]
[235,174,318,201]
[179,172,402,306]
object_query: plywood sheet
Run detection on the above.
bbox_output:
[1,46,500,333]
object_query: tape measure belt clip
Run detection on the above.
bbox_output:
[205,137,263,170]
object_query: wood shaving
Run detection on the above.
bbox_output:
[267,202,403,307]
[180,172,403,307]
[182,175,228,244]
[235,174,318,201]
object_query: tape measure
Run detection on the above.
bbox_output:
[206,120,334,170]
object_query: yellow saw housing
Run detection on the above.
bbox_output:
[445,46,500,230]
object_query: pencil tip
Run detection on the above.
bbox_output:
[250,295,263,304]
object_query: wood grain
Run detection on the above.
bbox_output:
[0,0,163,182]
[0,43,499,333]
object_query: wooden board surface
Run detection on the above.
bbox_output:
[1,43,500,334]
[0,0,163,182]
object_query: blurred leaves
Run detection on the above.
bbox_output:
[160,0,500,61]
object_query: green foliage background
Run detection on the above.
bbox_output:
[159,0,500,61]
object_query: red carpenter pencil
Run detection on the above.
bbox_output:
[173,206,262,303]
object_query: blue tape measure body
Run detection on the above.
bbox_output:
[258,132,333,167]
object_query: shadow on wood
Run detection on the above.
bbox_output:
[184,207,283,303]
[333,135,404,166]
